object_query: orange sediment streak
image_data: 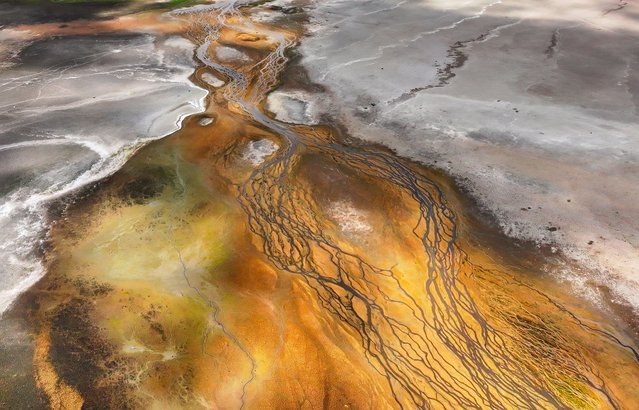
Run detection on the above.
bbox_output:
[34,329,84,410]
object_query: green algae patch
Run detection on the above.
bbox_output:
[61,153,238,293]
[553,376,601,410]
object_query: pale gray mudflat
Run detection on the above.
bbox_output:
[292,0,639,312]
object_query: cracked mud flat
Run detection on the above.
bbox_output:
[0,0,638,409]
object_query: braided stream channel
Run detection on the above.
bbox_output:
[6,1,639,409]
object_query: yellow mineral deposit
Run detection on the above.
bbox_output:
[17,1,639,409]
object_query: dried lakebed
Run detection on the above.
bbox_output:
[0,1,638,409]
